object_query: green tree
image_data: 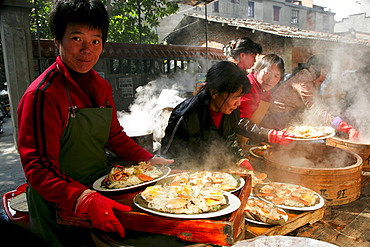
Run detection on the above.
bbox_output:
[28,0,179,44]
[108,0,178,43]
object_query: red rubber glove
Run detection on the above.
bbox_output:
[337,121,359,142]
[75,190,132,237]
[332,117,359,142]
[268,130,294,145]
[238,159,254,170]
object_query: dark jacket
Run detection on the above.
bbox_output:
[161,90,265,170]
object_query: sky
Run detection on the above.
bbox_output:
[313,0,361,21]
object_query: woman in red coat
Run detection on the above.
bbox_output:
[240,54,285,119]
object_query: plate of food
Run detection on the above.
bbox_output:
[134,184,241,219]
[228,169,269,190]
[249,144,272,159]
[285,126,335,141]
[245,196,288,225]
[92,162,171,192]
[158,171,245,193]
[254,182,325,211]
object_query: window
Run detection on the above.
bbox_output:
[323,15,329,31]
[231,0,240,3]
[273,6,280,21]
[291,9,299,24]
[248,2,254,17]
[214,1,219,13]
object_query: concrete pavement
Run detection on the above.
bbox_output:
[0,117,26,219]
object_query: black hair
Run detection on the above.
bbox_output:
[223,37,262,59]
[254,54,285,80]
[289,54,332,79]
[49,0,109,45]
[204,61,251,96]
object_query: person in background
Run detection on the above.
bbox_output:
[161,61,254,170]
[223,37,262,73]
[238,54,294,145]
[224,38,293,145]
[17,0,173,246]
[260,54,359,141]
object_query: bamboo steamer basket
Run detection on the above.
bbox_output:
[263,142,363,206]
[326,136,370,171]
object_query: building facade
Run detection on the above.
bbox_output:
[158,0,335,42]
[334,0,370,39]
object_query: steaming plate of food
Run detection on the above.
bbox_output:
[254,182,324,211]
[134,184,241,219]
[245,196,288,225]
[285,126,335,140]
[228,169,269,190]
[249,144,272,159]
[157,171,245,193]
[92,163,171,192]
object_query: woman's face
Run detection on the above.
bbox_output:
[210,87,243,115]
[55,23,103,73]
[237,53,257,70]
[256,64,282,91]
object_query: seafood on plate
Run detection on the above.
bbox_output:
[228,168,268,189]
[249,144,271,158]
[141,184,228,214]
[101,162,163,189]
[245,196,288,225]
[169,171,240,192]
[255,182,320,208]
[286,126,335,139]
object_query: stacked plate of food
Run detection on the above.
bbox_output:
[285,125,335,141]
[244,196,288,225]
[134,171,242,219]
[245,182,324,225]
[254,182,325,211]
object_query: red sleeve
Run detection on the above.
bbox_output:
[239,73,260,119]
[239,92,256,119]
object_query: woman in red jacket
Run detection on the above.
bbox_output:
[240,54,285,119]
[17,1,173,246]
[224,37,293,145]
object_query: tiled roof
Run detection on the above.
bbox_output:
[169,0,216,7]
[31,40,226,60]
[186,13,370,46]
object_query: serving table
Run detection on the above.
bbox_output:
[57,172,252,246]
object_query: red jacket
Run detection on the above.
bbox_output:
[18,56,153,212]
[239,73,271,119]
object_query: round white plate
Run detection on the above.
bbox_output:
[158,172,245,193]
[249,146,270,159]
[286,132,335,141]
[92,166,171,192]
[255,182,325,211]
[133,192,241,219]
[245,196,288,225]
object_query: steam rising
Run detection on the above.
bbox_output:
[272,142,356,169]
[117,73,198,151]
[319,50,370,144]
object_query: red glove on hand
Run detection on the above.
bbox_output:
[75,190,132,237]
[337,121,359,142]
[268,130,294,146]
[238,159,254,170]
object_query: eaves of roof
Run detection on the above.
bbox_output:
[31,40,226,60]
[185,13,370,47]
